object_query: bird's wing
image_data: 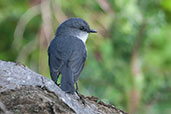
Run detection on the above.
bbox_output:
[48,49,63,83]
[48,36,73,83]
[69,38,87,83]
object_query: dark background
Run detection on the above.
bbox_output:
[0,0,171,114]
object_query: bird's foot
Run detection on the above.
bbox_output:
[76,91,85,105]
[79,94,85,105]
[55,82,60,86]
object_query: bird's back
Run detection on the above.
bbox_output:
[48,35,87,93]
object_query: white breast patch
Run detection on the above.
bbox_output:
[77,32,89,43]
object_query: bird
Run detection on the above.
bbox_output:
[48,17,97,94]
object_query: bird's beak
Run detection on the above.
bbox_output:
[89,29,97,33]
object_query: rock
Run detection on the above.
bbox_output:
[0,60,129,114]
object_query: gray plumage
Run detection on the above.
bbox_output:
[48,17,96,94]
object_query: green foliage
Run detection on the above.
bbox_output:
[0,0,171,113]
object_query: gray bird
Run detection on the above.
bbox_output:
[48,17,96,94]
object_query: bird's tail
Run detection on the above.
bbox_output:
[60,65,75,94]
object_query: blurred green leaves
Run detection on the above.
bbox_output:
[0,0,171,114]
[161,0,171,11]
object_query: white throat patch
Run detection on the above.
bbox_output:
[77,32,89,43]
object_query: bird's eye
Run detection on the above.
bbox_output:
[79,26,85,31]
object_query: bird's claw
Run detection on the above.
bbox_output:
[76,91,85,105]
[55,82,60,86]
[79,95,85,105]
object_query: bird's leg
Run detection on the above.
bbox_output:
[76,82,79,92]
[56,72,60,86]
[55,62,64,86]
[75,82,85,104]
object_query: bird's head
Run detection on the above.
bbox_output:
[56,17,97,43]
